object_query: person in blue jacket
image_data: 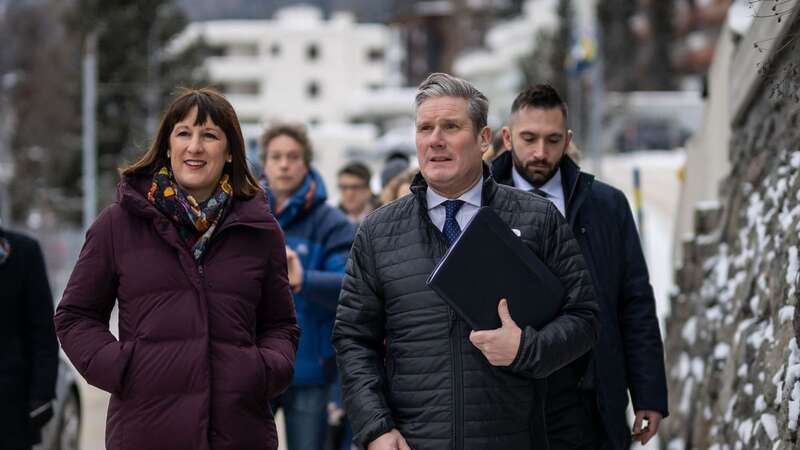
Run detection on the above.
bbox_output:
[261,123,355,450]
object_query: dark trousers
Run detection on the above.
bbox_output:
[546,389,610,450]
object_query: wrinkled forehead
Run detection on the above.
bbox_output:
[415,96,470,122]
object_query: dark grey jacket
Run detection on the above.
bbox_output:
[333,166,599,450]
[492,152,669,450]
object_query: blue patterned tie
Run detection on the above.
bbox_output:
[442,200,464,247]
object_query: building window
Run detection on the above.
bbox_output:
[367,48,384,62]
[220,81,260,96]
[270,43,281,57]
[307,81,320,99]
[225,43,258,57]
[306,43,320,61]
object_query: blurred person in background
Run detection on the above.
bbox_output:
[492,84,668,450]
[482,130,507,162]
[337,161,379,224]
[379,151,410,190]
[261,123,355,450]
[378,167,418,205]
[331,162,378,449]
[55,89,299,450]
[0,222,59,450]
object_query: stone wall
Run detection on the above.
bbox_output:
[662,18,800,450]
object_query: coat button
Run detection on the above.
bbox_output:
[580,226,587,234]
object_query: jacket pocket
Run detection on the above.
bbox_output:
[118,340,137,399]
[253,346,270,401]
[86,339,136,396]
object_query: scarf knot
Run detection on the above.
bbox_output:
[148,167,232,262]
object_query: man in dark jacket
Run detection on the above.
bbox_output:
[261,123,356,450]
[492,84,669,450]
[0,226,59,450]
[333,72,599,450]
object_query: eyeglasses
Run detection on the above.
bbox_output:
[338,183,370,191]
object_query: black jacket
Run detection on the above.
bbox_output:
[492,152,669,450]
[333,166,599,449]
[0,228,59,448]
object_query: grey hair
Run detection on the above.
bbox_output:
[414,72,488,134]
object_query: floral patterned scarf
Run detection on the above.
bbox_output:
[147,167,232,262]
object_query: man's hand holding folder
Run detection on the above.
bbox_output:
[469,299,522,366]
[427,207,566,333]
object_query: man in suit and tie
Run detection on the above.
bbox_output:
[491,84,669,450]
[333,72,599,450]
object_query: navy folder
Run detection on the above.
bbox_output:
[427,207,565,331]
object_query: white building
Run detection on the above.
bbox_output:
[174,5,408,199]
[179,5,396,127]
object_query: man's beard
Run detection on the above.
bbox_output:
[512,153,559,188]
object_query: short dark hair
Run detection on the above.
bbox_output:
[510,84,568,124]
[121,88,261,198]
[338,161,372,184]
[260,123,313,167]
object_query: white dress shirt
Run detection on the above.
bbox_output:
[426,176,483,232]
[512,165,566,218]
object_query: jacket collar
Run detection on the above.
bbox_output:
[557,155,594,224]
[410,162,499,210]
[490,151,594,223]
[490,150,515,187]
[264,167,327,228]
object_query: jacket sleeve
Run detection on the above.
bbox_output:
[299,212,356,312]
[615,190,669,417]
[332,222,395,447]
[509,202,600,378]
[24,237,59,404]
[54,208,132,395]
[257,221,300,400]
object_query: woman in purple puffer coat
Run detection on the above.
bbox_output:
[55,89,299,450]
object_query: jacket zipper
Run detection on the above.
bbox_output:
[425,201,463,448]
[450,308,464,449]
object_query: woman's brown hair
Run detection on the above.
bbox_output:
[121,88,262,198]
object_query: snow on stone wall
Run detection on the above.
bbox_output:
[662,9,800,448]
[665,145,800,449]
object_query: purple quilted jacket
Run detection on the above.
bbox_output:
[55,176,299,450]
